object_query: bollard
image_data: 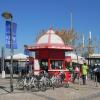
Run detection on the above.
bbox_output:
[2,71,5,78]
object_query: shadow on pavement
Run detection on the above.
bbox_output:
[76,91,100,100]
[32,92,56,100]
[5,76,18,79]
[0,86,10,94]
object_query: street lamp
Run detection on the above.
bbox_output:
[2,12,14,92]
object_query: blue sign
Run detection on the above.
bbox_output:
[5,21,17,49]
[24,49,30,56]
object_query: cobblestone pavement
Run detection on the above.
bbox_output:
[0,74,100,100]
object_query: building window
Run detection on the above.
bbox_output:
[50,60,62,69]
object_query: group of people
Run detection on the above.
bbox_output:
[68,62,88,85]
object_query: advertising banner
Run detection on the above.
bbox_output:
[5,21,17,49]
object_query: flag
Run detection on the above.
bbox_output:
[5,21,17,49]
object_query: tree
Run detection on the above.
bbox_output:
[56,29,78,46]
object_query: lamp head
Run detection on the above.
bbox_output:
[2,12,13,19]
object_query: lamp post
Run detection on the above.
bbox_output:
[2,12,14,92]
[1,47,5,78]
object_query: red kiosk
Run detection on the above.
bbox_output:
[25,28,73,81]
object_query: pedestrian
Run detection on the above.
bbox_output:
[93,64,100,83]
[59,71,65,83]
[67,65,73,81]
[72,65,80,83]
[82,62,88,85]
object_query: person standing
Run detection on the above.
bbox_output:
[72,65,80,83]
[82,63,88,85]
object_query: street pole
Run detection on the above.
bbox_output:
[1,47,5,78]
[2,12,14,92]
[75,49,80,90]
[10,16,14,92]
[76,53,80,90]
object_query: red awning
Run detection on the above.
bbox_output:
[25,45,73,51]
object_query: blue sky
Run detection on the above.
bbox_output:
[0,0,100,56]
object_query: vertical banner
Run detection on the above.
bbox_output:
[5,21,17,49]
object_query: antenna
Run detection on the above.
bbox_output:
[70,12,73,30]
[82,33,84,48]
[88,31,93,56]
[89,31,91,40]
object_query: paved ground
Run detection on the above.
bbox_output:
[0,74,100,100]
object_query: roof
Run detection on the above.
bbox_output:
[26,45,73,51]
[6,53,28,60]
[25,28,73,51]
[65,53,85,64]
[89,54,100,58]
[36,29,64,46]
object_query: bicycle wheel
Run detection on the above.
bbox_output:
[39,82,46,92]
[31,81,39,92]
[16,79,24,89]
